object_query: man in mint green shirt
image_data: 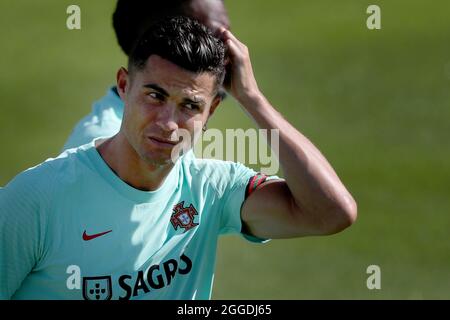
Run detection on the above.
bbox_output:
[0,17,357,299]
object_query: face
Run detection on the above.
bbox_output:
[186,0,230,35]
[117,55,221,166]
[139,0,230,38]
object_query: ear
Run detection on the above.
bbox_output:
[208,95,222,118]
[116,67,129,100]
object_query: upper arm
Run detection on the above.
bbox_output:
[0,174,44,299]
[241,179,326,239]
[217,162,327,240]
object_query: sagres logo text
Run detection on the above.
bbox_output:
[66,253,192,300]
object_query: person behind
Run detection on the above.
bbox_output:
[63,0,230,150]
[0,16,357,300]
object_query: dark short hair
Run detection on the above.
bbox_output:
[113,0,186,56]
[128,16,226,90]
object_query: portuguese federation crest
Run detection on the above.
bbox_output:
[170,201,198,232]
[82,276,112,300]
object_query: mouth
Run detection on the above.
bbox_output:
[147,136,179,148]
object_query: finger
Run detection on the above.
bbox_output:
[220,28,245,49]
[225,38,243,62]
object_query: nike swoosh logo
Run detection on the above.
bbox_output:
[82,230,112,241]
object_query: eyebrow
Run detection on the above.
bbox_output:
[144,83,206,105]
[183,97,206,106]
[143,84,169,97]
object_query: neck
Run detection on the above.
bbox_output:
[96,134,175,191]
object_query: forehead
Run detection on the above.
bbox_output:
[135,55,217,98]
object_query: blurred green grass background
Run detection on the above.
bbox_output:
[1,1,449,299]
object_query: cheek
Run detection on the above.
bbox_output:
[132,98,157,121]
[124,104,154,136]
[181,114,206,131]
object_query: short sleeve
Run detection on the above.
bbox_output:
[0,170,48,299]
[219,162,281,243]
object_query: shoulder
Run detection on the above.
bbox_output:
[89,87,123,127]
[181,151,257,196]
[63,87,123,150]
[87,86,124,122]
[2,146,89,203]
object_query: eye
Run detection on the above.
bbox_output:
[148,92,165,101]
[184,103,200,111]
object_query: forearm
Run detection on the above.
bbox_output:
[238,92,357,231]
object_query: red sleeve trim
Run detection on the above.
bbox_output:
[245,173,268,199]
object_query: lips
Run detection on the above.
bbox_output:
[147,136,178,148]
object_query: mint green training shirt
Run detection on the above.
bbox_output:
[0,142,272,300]
[63,87,123,150]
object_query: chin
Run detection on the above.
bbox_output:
[140,149,175,167]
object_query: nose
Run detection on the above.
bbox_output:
[155,102,178,133]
